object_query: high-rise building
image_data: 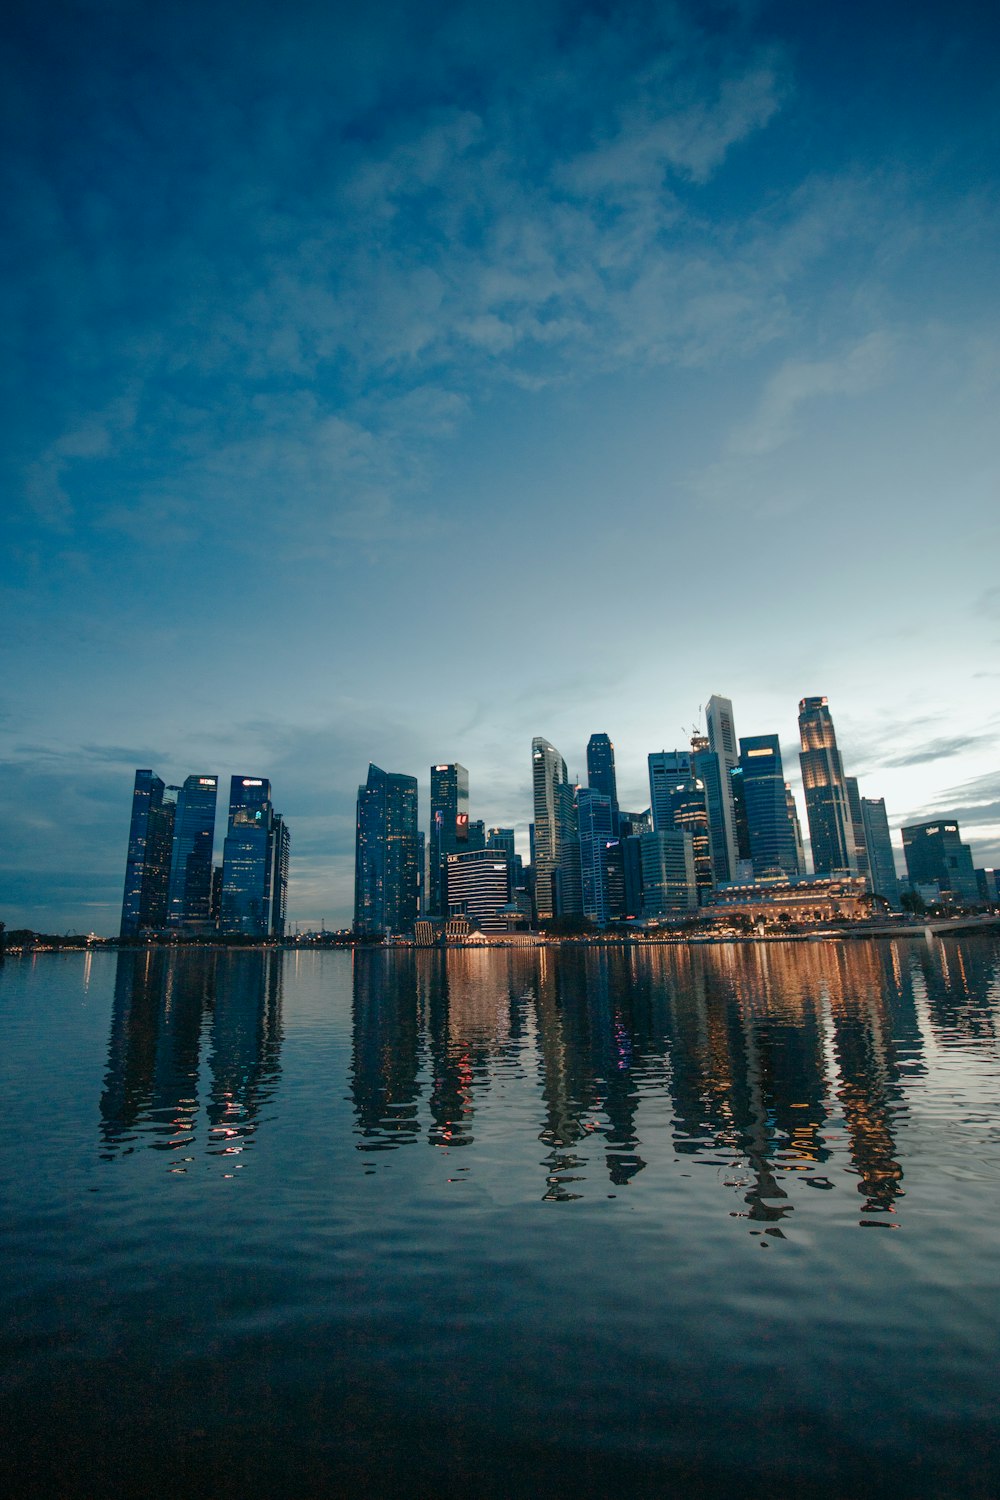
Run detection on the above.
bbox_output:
[798,697,855,875]
[354,764,420,936]
[667,774,713,896]
[845,777,870,879]
[648,750,691,833]
[577,787,615,925]
[586,733,620,834]
[729,764,751,864]
[487,827,516,861]
[738,736,800,878]
[167,774,218,928]
[428,764,469,917]
[619,809,652,839]
[786,784,807,874]
[691,733,736,884]
[638,830,697,919]
[446,849,510,932]
[901,819,979,906]
[120,769,175,936]
[532,738,581,919]
[860,797,901,910]
[706,695,739,774]
[220,776,289,937]
[467,819,487,853]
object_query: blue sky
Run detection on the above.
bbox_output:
[2,0,998,932]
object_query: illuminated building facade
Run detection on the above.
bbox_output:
[901,819,979,906]
[691,733,736,884]
[667,775,713,896]
[120,769,175,936]
[429,763,469,917]
[446,848,510,932]
[704,874,870,922]
[354,763,420,936]
[738,735,800,878]
[797,697,856,875]
[166,774,218,928]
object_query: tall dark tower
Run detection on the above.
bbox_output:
[738,735,800,877]
[166,775,218,928]
[354,764,420,936]
[220,776,290,937]
[120,769,175,936]
[797,697,855,875]
[428,763,469,917]
[586,733,620,834]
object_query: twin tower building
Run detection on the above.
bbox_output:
[120,771,289,938]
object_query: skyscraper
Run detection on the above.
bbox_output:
[691,733,736,884]
[532,737,581,919]
[167,774,218,928]
[798,697,855,875]
[738,735,800,878]
[120,769,175,936]
[428,763,469,917]
[667,774,713,896]
[845,776,870,879]
[220,776,289,937]
[446,848,510,932]
[648,750,691,833]
[354,764,420,936]
[577,786,615,925]
[901,819,979,906]
[860,797,901,910]
[586,733,620,834]
[638,830,697,918]
[706,695,739,774]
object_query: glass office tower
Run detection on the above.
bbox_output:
[648,750,692,833]
[220,776,289,937]
[120,769,175,936]
[901,819,979,905]
[166,774,218,928]
[586,733,620,835]
[861,797,901,910]
[354,764,420,936]
[532,737,581,919]
[577,787,615,925]
[739,735,800,878]
[691,733,736,884]
[428,763,469,917]
[798,697,855,875]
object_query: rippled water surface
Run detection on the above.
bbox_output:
[3,938,1000,1497]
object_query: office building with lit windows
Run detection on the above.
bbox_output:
[446,848,510,932]
[166,774,218,928]
[738,735,800,878]
[428,763,469,917]
[354,764,420,936]
[120,770,176,936]
[220,776,289,937]
[532,737,581,919]
[586,733,620,834]
[901,819,979,906]
[798,697,855,875]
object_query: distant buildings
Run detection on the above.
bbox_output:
[446,848,510,932]
[121,767,288,938]
[861,798,901,910]
[738,735,800,878]
[586,733,620,835]
[428,763,469,918]
[532,737,581,919]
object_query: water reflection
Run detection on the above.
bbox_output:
[349,936,1000,1228]
[100,948,283,1166]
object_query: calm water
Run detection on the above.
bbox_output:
[2,938,999,1498]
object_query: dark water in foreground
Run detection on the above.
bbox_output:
[2,938,999,1498]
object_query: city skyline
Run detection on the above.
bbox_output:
[2,0,998,932]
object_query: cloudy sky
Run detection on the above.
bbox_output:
[2,0,998,933]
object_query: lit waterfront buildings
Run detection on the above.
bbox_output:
[446,848,511,932]
[638,830,697,918]
[354,764,419,936]
[798,697,855,875]
[648,750,692,833]
[577,786,616,925]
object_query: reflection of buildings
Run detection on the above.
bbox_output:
[342,934,999,1225]
[100,949,283,1159]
